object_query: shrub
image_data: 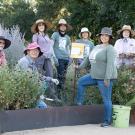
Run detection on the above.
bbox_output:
[0,67,43,110]
[0,24,25,68]
[66,65,135,106]
[112,68,135,106]
[65,63,102,105]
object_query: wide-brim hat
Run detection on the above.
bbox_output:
[24,42,43,57]
[0,36,11,49]
[31,19,52,33]
[79,27,92,38]
[57,19,72,31]
[117,25,135,36]
[97,27,113,38]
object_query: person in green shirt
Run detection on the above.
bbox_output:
[76,27,117,127]
[51,19,72,99]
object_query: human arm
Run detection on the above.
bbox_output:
[104,45,117,86]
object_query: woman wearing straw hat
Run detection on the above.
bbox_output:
[51,19,72,99]
[0,36,11,66]
[76,27,94,65]
[76,27,117,127]
[31,19,61,102]
[114,25,135,69]
[31,19,55,77]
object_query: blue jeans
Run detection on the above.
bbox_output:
[76,74,113,123]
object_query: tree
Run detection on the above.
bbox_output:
[0,0,36,40]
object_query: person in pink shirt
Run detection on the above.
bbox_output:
[114,25,135,69]
[0,36,11,66]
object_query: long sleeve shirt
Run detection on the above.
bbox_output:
[17,55,52,81]
[32,33,54,59]
[79,44,117,80]
[114,38,135,67]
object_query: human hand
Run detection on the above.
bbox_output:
[127,53,135,58]
[74,65,79,69]
[104,80,110,87]
[119,53,126,58]
[51,79,59,85]
[54,59,59,67]
[40,95,45,100]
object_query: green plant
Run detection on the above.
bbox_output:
[112,68,135,106]
[65,63,102,105]
[0,67,43,110]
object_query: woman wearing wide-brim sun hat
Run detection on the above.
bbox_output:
[51,19,72,99]
[114,25,135,69]
[56,19,72,31]
[31,19,52,33]
[117,25,135,37]
[0,36,11,66]
[31,19,55,77]
[17,42,61,104]
[32,19,61,103]
[76,27,94,65]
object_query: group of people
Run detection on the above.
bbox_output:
[0,17,135,127]
[76,25,135,127]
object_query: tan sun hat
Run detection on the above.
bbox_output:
[117,25,135,36]
[31,19,52,33]
[79,27,92,38]
[57,19,72,31]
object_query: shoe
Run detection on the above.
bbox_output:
[100,122,110,128]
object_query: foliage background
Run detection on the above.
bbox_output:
[0,0,135,40]
[0,0,135,109]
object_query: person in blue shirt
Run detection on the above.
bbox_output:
[76,27,94,65]
[17,42,61,104]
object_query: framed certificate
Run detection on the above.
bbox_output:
[71,43,85,58]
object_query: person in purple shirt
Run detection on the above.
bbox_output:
[31,19,55,77]
[31,19,60,102]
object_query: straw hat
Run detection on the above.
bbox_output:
[24,42,43,57]
[117,25,135,36]
[79,27,91,38]
[31,19,52,33]
[57,19,72,31]
[0,36,11,49]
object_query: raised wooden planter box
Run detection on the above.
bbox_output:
[0,105,134,133]
[0,105,103,133]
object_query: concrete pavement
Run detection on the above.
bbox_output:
[2,124,135,135]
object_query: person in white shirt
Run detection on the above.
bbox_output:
[114,25,135,68]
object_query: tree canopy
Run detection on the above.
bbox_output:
[0,0,135,40]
